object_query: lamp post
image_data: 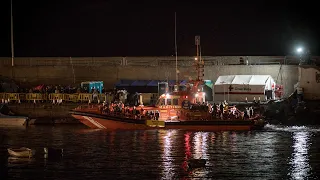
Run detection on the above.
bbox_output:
[296,47,304,65]
[11,0,14,67]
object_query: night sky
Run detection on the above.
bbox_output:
[1,0,319,57]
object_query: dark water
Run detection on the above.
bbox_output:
[1,124,320,180]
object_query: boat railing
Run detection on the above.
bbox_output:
[101,110,148,121]
[75,104,100,111]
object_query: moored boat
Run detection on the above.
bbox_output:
[0,104,28,126]
[70,40,265,131]
[0,116,28,126]
[7,147,34,158]
[70,105,264,131]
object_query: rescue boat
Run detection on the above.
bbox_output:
[70,38,265,131]
[70,87,265,131]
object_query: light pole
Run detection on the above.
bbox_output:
[296,47,304,65]
[11,0,14,67]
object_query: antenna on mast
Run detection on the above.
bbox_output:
[195,35,204,81]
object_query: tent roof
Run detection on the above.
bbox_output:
[214,75,272,85]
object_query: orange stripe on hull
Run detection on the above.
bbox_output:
[72,115,254,131]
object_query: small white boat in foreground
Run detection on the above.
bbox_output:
[7,147,34,158]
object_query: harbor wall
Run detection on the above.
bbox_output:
[298,66,320,100]
[0,56,303,97]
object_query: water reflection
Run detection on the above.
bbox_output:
[184,132,191,159]
[1,126,319,179]
[161,129,177,180]
[289,131,311,180]
[230,132,237,152]
[193,132,209,159]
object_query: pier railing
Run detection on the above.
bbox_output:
[0,92,158,105]
[0,93,112,103]
[0,56,308,67]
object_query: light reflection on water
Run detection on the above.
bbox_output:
[0,125,319,179]
[161,129,177,180]
[289,131,311,180]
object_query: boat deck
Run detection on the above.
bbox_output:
[70,110,257,126]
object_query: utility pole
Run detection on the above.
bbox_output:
[11,0,14,67]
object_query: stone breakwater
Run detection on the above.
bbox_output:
[0,56,302,97]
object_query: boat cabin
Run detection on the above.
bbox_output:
[155,90,206,109]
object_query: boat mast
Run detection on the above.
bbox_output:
[11,0,14,67]
[174,12,179,92]
[195,36,200,81]
[195,35,204,82]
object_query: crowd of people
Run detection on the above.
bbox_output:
[207,101,256,120]
[98,101,160,120]
[91,99,257,121]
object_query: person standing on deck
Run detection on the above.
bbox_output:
[249,107,254,117]
[244,108,249,119]
[155,111,160,120]
[132,106,137,119]
[246,107,251,118]
[219,103,224,116]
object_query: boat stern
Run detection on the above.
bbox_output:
[252,118,266,130]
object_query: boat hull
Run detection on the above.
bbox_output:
[0,117,28,126]
[71,113,263,131]
[7,148,33,158]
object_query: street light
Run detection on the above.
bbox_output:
[296,47,303,54]
[296,47,305,65]
[296,46,312,65]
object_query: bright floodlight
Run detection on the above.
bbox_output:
[297,47,303,53]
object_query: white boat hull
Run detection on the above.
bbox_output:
[7,147,33,158]
[0,117,28,126]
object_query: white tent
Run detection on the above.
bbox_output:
[213,75,275,102]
